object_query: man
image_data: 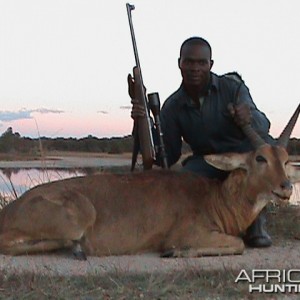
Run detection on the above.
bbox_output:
[128,36,273,248]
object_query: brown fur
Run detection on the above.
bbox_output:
[0,145,299,258]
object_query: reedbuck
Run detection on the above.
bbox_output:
[0,105,299,259]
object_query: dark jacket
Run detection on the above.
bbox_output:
[157,72,272,167]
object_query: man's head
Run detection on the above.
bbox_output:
[178,37,214,93]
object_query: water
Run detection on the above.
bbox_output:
[291,183,300,204]
[0,168,89,198]
[0,156,132,198]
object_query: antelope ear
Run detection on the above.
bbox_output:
[204,153,248,171]
[286,164,300,183]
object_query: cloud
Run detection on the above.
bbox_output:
[120,105,131,110]
[0,110,32,122]
[97,110,108,114]
[32,108,64,114]
[0,108,65,122]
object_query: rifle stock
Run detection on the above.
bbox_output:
[127,3,155,170]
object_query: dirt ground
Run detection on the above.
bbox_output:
[0,152,132,169]
[0,241,299,277]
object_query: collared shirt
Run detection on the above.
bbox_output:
[157,72,272,167]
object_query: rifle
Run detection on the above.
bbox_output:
[126,3,168,170]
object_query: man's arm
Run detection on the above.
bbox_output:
[129,77,181,168]
[239,84,271,133]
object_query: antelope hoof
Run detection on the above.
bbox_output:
[73,250,87,261]
[72,242,87,261]
[160,249,175,258]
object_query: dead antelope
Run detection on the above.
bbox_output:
[0,106,299,259]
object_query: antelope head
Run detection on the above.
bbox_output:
[204,104,300,204]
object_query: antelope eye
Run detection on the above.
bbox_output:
[256,155,267,163]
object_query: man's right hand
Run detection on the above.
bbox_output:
[128,67,147,120]
[130,98,146,120]
[227,102,251,127]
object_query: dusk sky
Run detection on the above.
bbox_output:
[0,0,299,138]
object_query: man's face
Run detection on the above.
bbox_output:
[178,43,213,90]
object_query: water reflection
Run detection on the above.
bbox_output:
[291,183,300,205]
[0,168,97,198]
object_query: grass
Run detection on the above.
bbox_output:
[0,268,265,299]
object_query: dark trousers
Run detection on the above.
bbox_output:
[181,155,229,180]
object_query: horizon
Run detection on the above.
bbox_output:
[3,124,300,141]
[0,0,299,139]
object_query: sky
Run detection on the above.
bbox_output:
[0,0,299,139]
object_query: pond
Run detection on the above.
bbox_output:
[0,168,90,198]
[0,155,132,199]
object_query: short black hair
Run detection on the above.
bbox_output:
[179,37,212,59]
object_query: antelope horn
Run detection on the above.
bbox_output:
[228,99,266,149]
[277,103,300,148]
[241,123,266,149]
[230,90,266,149]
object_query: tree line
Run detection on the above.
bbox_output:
[0,127,299,156]
[0,127,134,155]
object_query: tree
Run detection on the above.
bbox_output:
[0,127,21,153]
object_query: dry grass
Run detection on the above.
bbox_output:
[0,267,281,299]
